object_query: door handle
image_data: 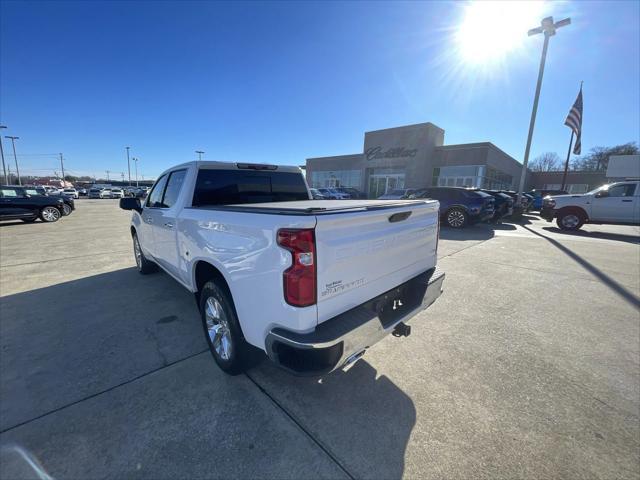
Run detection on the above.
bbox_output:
[145,216,153,223]
[164,222,173,228]
[622,199,632,202]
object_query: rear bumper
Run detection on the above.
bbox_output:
[265,267,445,376]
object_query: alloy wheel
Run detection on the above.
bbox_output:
[205,296,233,361]
[133,236,142,269]
[42,207,60,222]
[447,210,465,228]
[562,214,579,228]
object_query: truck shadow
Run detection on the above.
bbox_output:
[247,359,416,479]
[1,266,416,479]
[439,224,495,241]
[541,226,640,245]
[522,225,640,309]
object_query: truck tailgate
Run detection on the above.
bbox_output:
[314,200,439,323]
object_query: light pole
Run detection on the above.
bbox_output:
[516,16,571,206]
[5,136,21,185]
[106,170,111,181]
[125,146,131,186]
[195,150,204,161]
[59,153,66,186]
[133,157,139,187]
[0,126,7,184]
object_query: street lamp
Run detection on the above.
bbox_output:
[126,146,131,186]
[5,136,21,185]
[195,150,205,161]
[0,126,7,184]
[516,16,571,206]
[133,157,139,187]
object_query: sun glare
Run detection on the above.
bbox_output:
[456,1,545,64]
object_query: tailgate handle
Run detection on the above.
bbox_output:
[388,211,412,223]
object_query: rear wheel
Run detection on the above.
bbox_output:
[199,280,249,375]
[39,206,61,223]
[557,210,585,231]
[446,208,467,228]
[133,232,158,274]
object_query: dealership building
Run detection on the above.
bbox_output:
[305,121,606,198]
[306,122,525,198]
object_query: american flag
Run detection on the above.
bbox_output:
[564,87,583,155]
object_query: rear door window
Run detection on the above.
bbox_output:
[161,170,187,208]
[192,169,309,206]
[0,188,19,197]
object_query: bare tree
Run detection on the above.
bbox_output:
[529,152,561,172]
[570,142,639,171]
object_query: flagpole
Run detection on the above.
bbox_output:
[560,130,574,191]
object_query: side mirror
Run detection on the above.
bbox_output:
[120,197,142,213]
[595,190,609,198]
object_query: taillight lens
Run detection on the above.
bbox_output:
[277,228,316,307]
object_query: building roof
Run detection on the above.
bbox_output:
[436,142,516,159]
[364,121,444,135]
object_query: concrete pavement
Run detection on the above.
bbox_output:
[1,200,638,479]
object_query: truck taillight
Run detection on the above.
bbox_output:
[277,228,316,307]
[436,218,440,254]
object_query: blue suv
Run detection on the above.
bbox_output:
[416,187,495,228]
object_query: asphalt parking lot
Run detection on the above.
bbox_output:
[1,199,639,479]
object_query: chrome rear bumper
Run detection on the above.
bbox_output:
[265,267,445,376]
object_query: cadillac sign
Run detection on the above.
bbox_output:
[365,146,418,161]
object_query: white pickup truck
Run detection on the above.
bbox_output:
[540,180,640,230]
[120,161,444,376]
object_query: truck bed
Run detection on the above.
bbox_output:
[194,199,434,215]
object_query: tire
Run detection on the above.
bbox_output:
[133,232,158,274]
[199,279,249,375]
[556,210,585,231]
[39,206,61,223]
[62,204,72,216]
[445,208,468,228]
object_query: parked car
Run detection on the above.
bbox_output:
[78,188,88,196]
[62,188,79,199]
[478,189,514,223]
[0,185,65,223]
[527,189,568,210]
[134,187,149,198]
[317,187,350,199]
[378,189,418,200]
[497,191,530,216]
[540,181,640,230]
[309,188,326,200]
[415,187,495,228]
[110,188,125,198]
[335,187,366,199]
[25,187,76,215]
[89,187,111,198]
[120,161,445,376]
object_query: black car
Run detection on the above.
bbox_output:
[478,189,514,223]
[23,186,75,216]
[498,191,530,216]
[0,185,65,223]
[335,187,366,199]
[415,187,495,228]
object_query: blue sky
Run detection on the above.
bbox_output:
[1,0,638,180]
